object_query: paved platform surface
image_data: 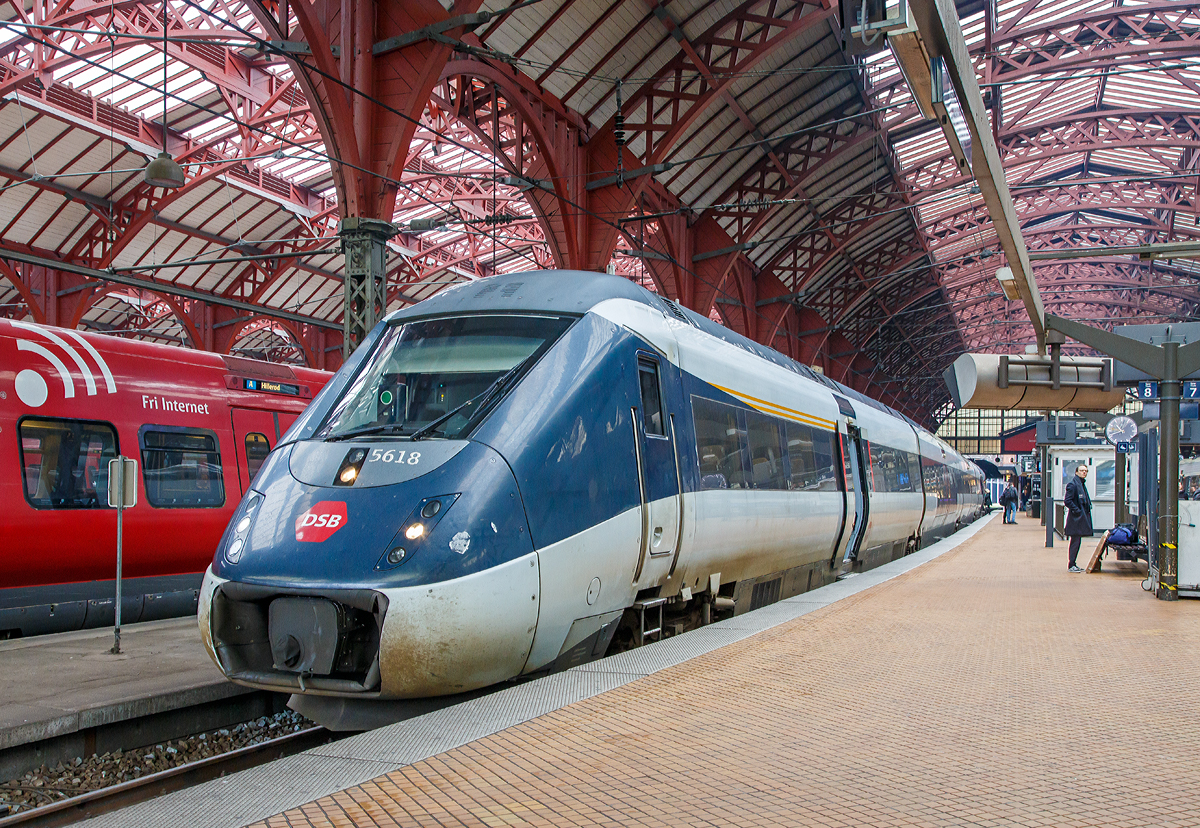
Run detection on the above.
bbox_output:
[0,617,241,752]
[256,517,1191,828]
[82,513,1200,828]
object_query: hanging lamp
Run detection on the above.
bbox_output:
[144,0,185,189]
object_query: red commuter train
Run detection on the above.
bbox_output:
[0,318,330,637]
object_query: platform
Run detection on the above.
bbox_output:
[78,513,1200,828]
[0,617,249,778]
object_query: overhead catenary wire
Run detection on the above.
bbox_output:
[0,19,546,281]
[11,4,1186,400]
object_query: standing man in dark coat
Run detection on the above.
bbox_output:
[1064,464,1093,573]
[1000,481,1019,524]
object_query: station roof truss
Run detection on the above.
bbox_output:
[2,0,1199,423]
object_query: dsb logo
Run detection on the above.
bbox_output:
[295,501,348,542]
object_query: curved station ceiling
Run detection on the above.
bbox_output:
[2,0,1199,425]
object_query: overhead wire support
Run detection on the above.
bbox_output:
[28,1,926,391]
[614,79,626,190]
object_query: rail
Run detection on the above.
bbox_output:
[0,726,334,828]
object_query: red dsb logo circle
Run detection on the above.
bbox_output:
[295,501,348,542]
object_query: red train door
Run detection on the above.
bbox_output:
[230,408,278,493]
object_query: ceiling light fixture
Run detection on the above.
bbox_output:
[144,2,184,189]
[995,266,1021,301]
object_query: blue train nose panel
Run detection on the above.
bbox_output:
[212,440,533,589]
[289,440,469,487]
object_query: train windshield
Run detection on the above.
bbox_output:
[317,314,573,441]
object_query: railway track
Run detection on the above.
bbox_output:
[0,726,336,828]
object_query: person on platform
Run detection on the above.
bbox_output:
[1020,479,1031,510]
[1000,481,1019,524]
[1065,464,1093,573]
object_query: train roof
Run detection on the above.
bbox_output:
[385,270,920,431]
[0,318,329,383]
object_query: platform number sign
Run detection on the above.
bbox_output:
[1136,381,1200,399]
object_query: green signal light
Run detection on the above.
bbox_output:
[380,390,394,405]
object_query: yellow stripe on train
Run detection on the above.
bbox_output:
[711,384,837,431]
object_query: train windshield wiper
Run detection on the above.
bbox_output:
[324,423,409,442]
[409,358,531,442]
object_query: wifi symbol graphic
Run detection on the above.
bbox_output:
[11,321,117,408]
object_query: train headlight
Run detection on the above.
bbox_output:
[224,492,262,566]
[375,493,461,571]
[226,538,245,563]
[334,447,368,487]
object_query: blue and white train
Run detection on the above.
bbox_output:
[199,271,983,703]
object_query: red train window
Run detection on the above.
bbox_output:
[138,426,225,509]
[245,433,271,483]
[18,417,118,509]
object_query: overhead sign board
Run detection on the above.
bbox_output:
[106,457,138,509]
[1141,402,1200,421]
[1113,322,1200,383]
[244,378,301,396]
[1035,420,1076,445]
[1136,381,1200,400]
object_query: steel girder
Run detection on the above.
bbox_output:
[899,110,1200,196]
[0,3,328,211]
[435,6,934,415]
[859,2,1200,357]
[429,61,585,273]
[580,0,835,272]
[0,0,343,360]
[241,0,486,222]
[618,183,924,417]
[872,4,1200,129]
[794,110,1200,297]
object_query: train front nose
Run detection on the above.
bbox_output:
[199,438,539,698]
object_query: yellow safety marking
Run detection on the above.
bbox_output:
[1164,543,1177,549]
[712,383,837,431]
[1160,582,1178,590]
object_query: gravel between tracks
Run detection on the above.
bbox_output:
[0,709,313,816]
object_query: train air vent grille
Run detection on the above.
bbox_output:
[749,577,782,611]
[475,282,501,297]
[660,298,692,325]
[501,282,523,298]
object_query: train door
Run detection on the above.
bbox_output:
[230,408,277,493]
[838,424,871,564]
[631,354,682,585]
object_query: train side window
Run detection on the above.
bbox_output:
[691,396,748,489]
[908,452,924,491]
[18,417,118,509]
[785,422,839,491]
[868,443,914,493]
[637,358,666,437]
[139,426,225,508]
[812,429,839,491]
[746,411,786,490]
[245,433,271,483]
